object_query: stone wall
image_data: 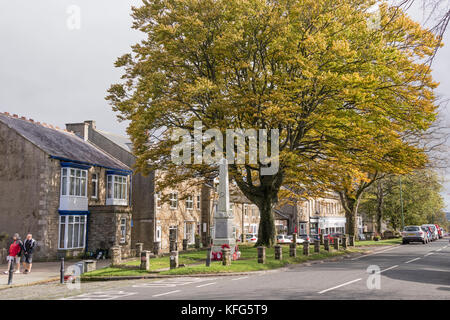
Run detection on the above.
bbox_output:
[87,205,132,258]
[0,122,61,260]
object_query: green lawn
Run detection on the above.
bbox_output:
[355,238,402,246]
[82,244,362,278]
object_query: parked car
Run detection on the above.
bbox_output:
[309,234,320,241]
[287,235,305,244]
[299,234,311,243]
[402,226,427,244]
[324,233,343,244]
[435,224,443,239]
[276,234,291,244]
[246,233,258,243]
[422,224,439,241]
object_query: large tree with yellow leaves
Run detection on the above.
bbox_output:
[107,0,440,246]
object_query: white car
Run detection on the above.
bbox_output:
[287,235,305,244]
[402,226,428,244]
[246,233,258,243]
[276,235,291,244]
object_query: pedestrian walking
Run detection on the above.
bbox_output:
[3,233,23,274]
[22,233,36,274]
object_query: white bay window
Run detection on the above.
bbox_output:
[58,215,86,250]
[106,174,128,206]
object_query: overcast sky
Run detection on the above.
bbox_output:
[1,0,450,209]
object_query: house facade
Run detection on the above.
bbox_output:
[0,113,132,260]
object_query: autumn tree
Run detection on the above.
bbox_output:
[107,0,440,246]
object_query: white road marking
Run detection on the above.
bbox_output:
[231,276,249,281]
[61,291,137,300]
[152,290,181,297]
[196,282,217,288]
[405,257,421,264]
[318,278,362,294]
[436,248,442,252]
[424,252,434,257]
[132,277,214,288]
[350,246,399,260]
[379,265,398,273]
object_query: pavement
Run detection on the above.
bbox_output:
[0,259,111,290]
[0,239,448,300]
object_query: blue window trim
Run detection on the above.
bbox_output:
[60,161,91,170]
[58,210,90,215]
[50,155,132,174]
[106,170,130,176]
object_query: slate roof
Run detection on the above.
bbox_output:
[0,113,131,172]
[95,129,133,153]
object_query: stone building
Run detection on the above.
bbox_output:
[274,190,346,236]
[66,120,203,253]
[0,113,133,260]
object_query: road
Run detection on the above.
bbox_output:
[1,239,449,300]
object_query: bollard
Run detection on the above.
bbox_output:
[206,247,212,267]
[320,234,324,245]
[60,257,65,284]
[7,258,14,285]
[170,251,179,269]
[314,240,320,253]
[349,235,355,247]
[222,247,231,266]
[303,241,310,256]
[334,238,340,251]
[153,241,161,256]
[135,243,144,257]
[182,239,188,251]
[257,246,266,264]
[324,238,330,252]
[342,236,348,249]
[274,245,282,260]
[289,243,297,257]
[140,250,151,271]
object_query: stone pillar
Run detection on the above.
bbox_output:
[206,247,212,267]
[170,239,177,252]
[324,239,330,252]
[182,239,188,251]
[333,238,340,251]
[319,233,324,245]
[83,260,97,273]
[342,236,348,249]
[314,240,320,253]
[349,235,355,247]
[135,243,144,258]
[111,246,122,266]
[303,241,310,256]
[222,247,231,266]
[140,250,151,271]
[153,242,161,256]
[274,245,282,260]
[257,246,266,264]
[170,251,179,269]
[289,242,297,257]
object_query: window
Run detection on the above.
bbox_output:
[107,175,128,205]
[58,215,86,249]
[120,218,127,244]
[155,192,161,209]
[196,195,201,210]
[244,204,248,216]
[184,222,195,244]
[186,195,193,210]
[91,173,98,199]
[170,192,178,209]
[61,168,87,197]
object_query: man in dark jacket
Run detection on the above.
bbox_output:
[22,234,36,274]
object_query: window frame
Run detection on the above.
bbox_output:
[58,215,87,250]
[119,218,127,244]
[186,195,194,210]
[106,174,128,205]
[91,173,98,199]
[169,192,178,209]
[60,168,88,198]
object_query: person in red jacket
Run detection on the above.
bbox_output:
[3,233,23,274]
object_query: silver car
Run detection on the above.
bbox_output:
[402,226,427,244]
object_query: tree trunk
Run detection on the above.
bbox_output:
[376,181,384,235]
[255,196,276,247]
[340,193,360,237]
